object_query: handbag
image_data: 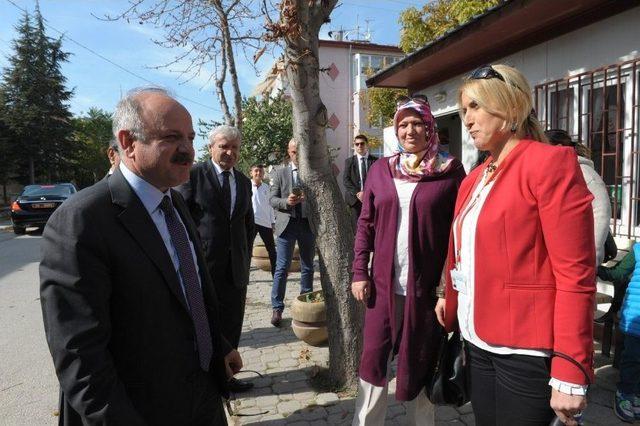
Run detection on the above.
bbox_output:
[603,229,617,263]
[548,352,592,426]
[426,331,470,406]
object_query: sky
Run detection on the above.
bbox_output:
[0,0,424,150]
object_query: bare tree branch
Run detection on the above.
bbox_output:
[100,0,266,129]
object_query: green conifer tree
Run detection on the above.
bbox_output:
[1,3,74,184]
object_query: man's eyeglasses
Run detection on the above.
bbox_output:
[468,65,505,82]
[396,94,430,108]
[354,142,366,147]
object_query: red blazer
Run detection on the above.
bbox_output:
[443,140,596,384]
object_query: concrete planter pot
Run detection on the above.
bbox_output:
[251,243,300,272]
[290,290,328,346]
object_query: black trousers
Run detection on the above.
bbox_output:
[468,342,555,426]
[215,260,247,349]
[349,202,362,232]
[250,224,276,276]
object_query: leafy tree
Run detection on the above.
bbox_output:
[70,108,113,188]
[399,0,500,53]
[195,94,291,173]
[0,93,15,204]
[1,5,74,184]
[361,85,407,129]
[239,93,292,172]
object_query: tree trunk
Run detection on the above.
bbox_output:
[284,0,362,390]
[211,0,243,131]
[220,12,243,132]
[213,42,235,127]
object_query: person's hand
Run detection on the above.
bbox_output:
[435,297,446,327]
[351,280,370,302]
[286,193,301,206]
[224,349,243,378]
[356,191,363,202]
[550,388,587,425]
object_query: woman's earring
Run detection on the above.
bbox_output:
[510,122,517,133]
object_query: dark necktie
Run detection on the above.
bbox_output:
[159,196,213,371]
[221,170,231,217]
[292,168,303,219]
[360,157,367,190]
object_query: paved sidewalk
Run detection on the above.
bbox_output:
[230,263,626,425]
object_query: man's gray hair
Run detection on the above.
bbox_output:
[112,86,173,148]
[209,125,241,146]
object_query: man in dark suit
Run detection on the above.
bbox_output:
[343,134,377,229]
[177,125,255,392]
[40,88,241,425]
[269,139,316,327]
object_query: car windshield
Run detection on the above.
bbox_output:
[22,185,73,197]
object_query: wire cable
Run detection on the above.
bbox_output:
[3,0,221,112]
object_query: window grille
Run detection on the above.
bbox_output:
[535,58,640,238]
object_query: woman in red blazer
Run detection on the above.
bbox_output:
[435,64,596,426]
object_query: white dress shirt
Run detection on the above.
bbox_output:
[392,178,418,296]
[356,153,369,191]
[211,160,236,217]
[119,162,202,300]
[252,181,275,228]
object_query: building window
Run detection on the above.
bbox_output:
[535,58,640,237]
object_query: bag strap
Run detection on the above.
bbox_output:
[551,352,591,386]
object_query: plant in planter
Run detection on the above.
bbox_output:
[290,289,328,346]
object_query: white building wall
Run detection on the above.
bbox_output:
[316,45,402,186]
[410,7,640,172]
[318,45,353,178]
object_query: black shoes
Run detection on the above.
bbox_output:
[227,377,254,393]
[271,309,282,327]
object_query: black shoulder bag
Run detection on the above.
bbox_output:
[425,331,470,406]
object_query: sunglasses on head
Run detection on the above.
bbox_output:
[468,65,505,82]
[396,94,430,108]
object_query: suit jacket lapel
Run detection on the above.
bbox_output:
[109,169,190,313]
[231,168,243,220]
[204,161,227,213]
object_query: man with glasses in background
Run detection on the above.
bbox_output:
[343,134,378,230]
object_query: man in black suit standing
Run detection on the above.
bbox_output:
[40,87,241,425]
[343,134,377,229]
[177,125,255,393]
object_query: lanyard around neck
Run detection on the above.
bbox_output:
[454,167,500,266]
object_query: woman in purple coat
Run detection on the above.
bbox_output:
[351,96,465,425]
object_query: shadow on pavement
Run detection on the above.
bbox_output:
[229,366,355,425]
[240,323,300,349]
[239,398,354,425]
[0,227,44,279]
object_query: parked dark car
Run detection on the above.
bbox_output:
[10,183,77,234]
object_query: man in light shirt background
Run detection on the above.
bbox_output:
[249,164,276,276]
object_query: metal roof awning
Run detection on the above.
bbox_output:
[366,0,639,92]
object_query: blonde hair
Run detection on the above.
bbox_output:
[457,64,548,143]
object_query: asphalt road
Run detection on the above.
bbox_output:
[0,228,58,426]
